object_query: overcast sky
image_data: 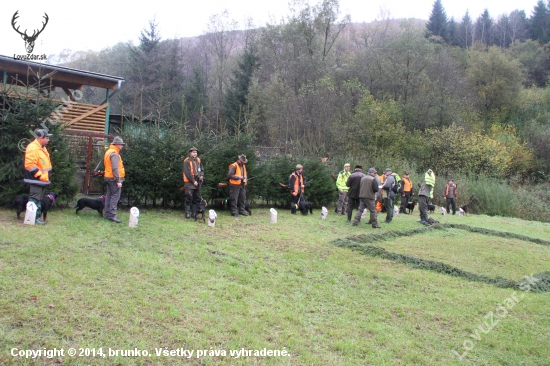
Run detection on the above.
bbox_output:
[1,0,540,58]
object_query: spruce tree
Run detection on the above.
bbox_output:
[223,46,259,133]
[530,0,550,43]
[458,11,474,49]
[426,0,449,42]
[476,9,494,46]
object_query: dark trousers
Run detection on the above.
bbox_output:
[105,181,121,219]
[347,198,360,221]
[29,185,46,219]
[185,186,201,206]
[446,197,457,214]
[384,197,394,222]
[229,185,246,215]
[400,192,411,213]
[290,195,300,214]
[337,191,349,215]
[29,184,47,201]
[419,195,429,222]
[353,198,378,226]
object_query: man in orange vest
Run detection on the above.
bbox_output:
[183,147,204,219]
[103,136,126,223]
[24,129,53,225]
[289,164,305,214]
[226,154,248,217]
[399,172,414,214]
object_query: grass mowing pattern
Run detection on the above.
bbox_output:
[442,223,550,246]
[330,224,550,292]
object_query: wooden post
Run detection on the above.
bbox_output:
[104,88,111,135]
[84,136,93,195]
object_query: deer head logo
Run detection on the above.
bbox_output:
[12,11,49,54]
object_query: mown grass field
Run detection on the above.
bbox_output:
[0,205,548,365]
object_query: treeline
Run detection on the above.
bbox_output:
[49,0,550,180]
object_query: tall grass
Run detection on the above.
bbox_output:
[447,174,550,222]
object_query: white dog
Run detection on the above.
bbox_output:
[208,209,217,227]
[394,205,399,217]
[458,207,465,216]
[441,207,447,215]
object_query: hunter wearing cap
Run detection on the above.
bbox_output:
[345,165,366,223]
[418,168,436,225]
[183,147,204,219]
[399,172,414,214]
[352,168,381,228]
[381,168,401,223]
[24,129,53,225]
[289,164,306,215]
[336,163,351,216]
[227,154,248,217]
[103,136,126,223]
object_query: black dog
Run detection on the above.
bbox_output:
[298,200,313,215]
[406,201,417,214]
[10,193,58,221]
[75,195,105,217]
[428,203,436,213]
[194,198,207,223]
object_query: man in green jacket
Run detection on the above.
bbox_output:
[336,163,351,216]
[418,169,436,225]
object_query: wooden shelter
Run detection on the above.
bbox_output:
[0,55,125,194]
[0,54,124,134]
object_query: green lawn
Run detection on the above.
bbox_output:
[0,207,548,365]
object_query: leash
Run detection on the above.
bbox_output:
[46,194,56,205]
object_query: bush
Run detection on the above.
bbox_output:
[120,126,257,207]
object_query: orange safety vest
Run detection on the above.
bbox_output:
[104,145,125,179]
[183,157,201,183]
[290,172,305,196]
[228,162,247,186]
[24,139,52,186]
[402,177,413,192]
[445,184,457,197]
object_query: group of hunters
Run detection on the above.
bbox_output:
[23,130,455,225]
[335,164,450,228]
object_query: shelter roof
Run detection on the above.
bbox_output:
[0,54,124,91]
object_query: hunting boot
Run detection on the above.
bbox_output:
[185,204,191,219]
[32,198,46,225]
[191,204,197,219]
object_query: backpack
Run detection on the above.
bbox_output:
[390,173,401,193]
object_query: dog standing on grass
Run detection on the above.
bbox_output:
[10,192,57,222]
[75,196,106,217]
[194,198,208,223]
[406,201,417,214]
